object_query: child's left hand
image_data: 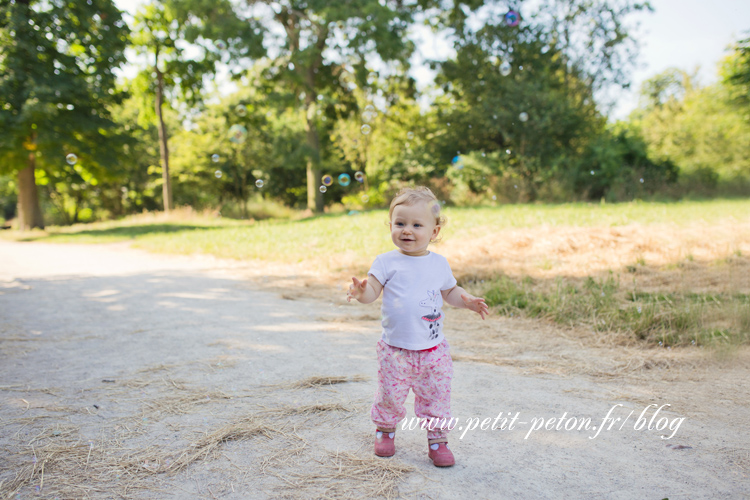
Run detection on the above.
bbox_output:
[461,293,489,320]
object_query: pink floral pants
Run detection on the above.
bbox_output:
[371,339,453,443]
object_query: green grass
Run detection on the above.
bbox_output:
[480,273,750,347]
[5,198,749,265]
[440,198,750,237]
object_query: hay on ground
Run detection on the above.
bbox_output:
[258,402,356,417]
[165,415,279,473]
[285,375,368,389]
[278,450,417,500]
[0,415,280,499]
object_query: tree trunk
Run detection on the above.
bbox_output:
[16,152,44,230]
[305,108,324,213]
[155,66,173,212]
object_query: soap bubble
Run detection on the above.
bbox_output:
[338,173,351,187]
[228,124,247,143]
[319,185,327,193]
[214,170,223,179]
[211,154,220,163]
[500,61,512,76]
[361,194,370,203]
[65,153,77,165]
[288,62,295,70]
[361,110,375,123]
[255,179,264,188]
[505,149,511,154]
[504,10,520,26]
[215,40,227,50]
[354,171,365,183]
[321,174,333,186]
[235,104,247,117]
[406,131,415,140]
[364,104,375,112]
[519,112,529,122]
[360,124,372,135]
[590,170,595,175]
[640,178,644,183]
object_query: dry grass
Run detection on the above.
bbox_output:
[138,388,234,417]
[439,220,750,284]
[0,415,280,499]
[276,450,417,500]
[258,402,358,417]
[0,367,383,499]
[284,375,369,389]
[165,416,279,473]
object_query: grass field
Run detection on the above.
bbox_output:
[5,198,750,347]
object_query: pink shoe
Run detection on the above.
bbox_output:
[428,442,455,467]
[374,430,396,457]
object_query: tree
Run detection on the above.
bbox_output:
[130,0,264,212]
[0,0,129,229]
[723,35,750,119]
[536,0,652,96]
[420,0,652,201]
[169,88,296,216]
[245,0,438,212]
[632,68,750,192]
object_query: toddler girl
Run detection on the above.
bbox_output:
[347,186,488,467]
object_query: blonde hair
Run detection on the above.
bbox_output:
[388,186,446,228]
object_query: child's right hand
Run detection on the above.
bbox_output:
[347,277,368,302]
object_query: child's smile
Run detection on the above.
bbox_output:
[390,202,440,256]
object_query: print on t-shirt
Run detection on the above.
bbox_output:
[419,290,442,340]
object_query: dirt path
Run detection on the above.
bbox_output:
[0,240,748,499]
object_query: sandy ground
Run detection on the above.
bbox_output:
[1,240,749,499]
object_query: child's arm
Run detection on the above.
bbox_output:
[347,275,383,304]
[442,286,489,320]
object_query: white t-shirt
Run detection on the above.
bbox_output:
[368,250,458,350]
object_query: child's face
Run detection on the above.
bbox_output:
[389,201,440,256]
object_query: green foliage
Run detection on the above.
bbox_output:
[170,84,308,212]
[130,0,265,108]
[246,0,437,211]
[0,174,17,223]
[427,0,652,202]
[4,0,745,225]
[633,67,750,196]
[0,0,129,171]
[573,122,678,201]
[722,34,750,116]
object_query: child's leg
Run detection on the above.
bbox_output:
[371,340,413,432]
[412,340,453,444]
